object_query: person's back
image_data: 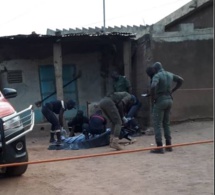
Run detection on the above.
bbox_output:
[45,100,62,114]
[108,91,132,106]
[151,62,183,103]
[89,110,107,135]
[153,70,174,102]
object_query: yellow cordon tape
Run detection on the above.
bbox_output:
[0,139,213,168]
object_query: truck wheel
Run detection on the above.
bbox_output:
[5,154,28,177]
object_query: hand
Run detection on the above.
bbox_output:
[141,93,150,97]
[122,116,129,124]
[35,101,42,107]
[61,127,68,137]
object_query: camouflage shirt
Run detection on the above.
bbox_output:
[152,69,174,101]
[113,76,131,93]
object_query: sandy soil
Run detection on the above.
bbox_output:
[0,120,214,195]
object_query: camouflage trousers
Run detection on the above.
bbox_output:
[152,99,173,144]
[99,97,122,137]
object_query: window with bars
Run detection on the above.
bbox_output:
[7,70,23,84]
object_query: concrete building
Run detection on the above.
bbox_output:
[133,0,213,127]
[0,32,136,125]
[0,0,213,131]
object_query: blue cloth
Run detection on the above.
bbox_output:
[48,129,111,150]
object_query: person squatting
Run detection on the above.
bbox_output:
[42,99,76,145]
[93,91,136,150]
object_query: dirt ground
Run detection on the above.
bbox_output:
[0,120,214,195]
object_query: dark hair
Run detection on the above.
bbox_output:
[111,71,119,79]
[77,110,83,116]
[152,62,163,72]
[67,99,76,110]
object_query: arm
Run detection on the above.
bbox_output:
[84,116,89,124]
[113,84,116,92]
[104,117,107,125]
[117,101,125,119]
[125,78,132,93]
[150,78,159,104]
[171,75,184,93]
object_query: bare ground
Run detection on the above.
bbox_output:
[0,120,214,195]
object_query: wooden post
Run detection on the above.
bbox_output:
[53,42,64,100]
[123,40,132,84]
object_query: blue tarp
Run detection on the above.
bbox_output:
[48,129,111,150]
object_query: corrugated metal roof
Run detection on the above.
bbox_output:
[0,31,136,40]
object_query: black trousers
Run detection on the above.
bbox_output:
[42,105,61,131]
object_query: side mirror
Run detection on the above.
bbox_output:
[2,88,17,99]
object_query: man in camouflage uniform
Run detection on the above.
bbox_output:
[148,62,184,154]
[111,71,132,93]
[98,92,134,150]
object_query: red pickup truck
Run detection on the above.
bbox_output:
[0,88,34,177]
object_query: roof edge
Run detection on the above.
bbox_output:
[155,0,212,26]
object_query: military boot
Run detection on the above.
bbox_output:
[150,141,164,154]
[110,137,123,150]
[109,134,114,143]
[56,131,62,145]
[165,140,173,152]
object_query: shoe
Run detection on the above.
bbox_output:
[56,140,62,146]
[165,147,173,152]
[150,148,164,154]
[165,140,173,152]
[110,137,123,150]
[49,138,56,143]
[128,137,137,144]
[56,131,62,145]
[140,130,146,135]
[131,131,143,137]
[145,128,154,135]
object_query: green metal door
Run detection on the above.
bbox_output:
[36,64,78,123]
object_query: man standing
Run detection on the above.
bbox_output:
[111,71,132,93]
[148,62,184,154]
[42,99,76,145]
